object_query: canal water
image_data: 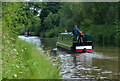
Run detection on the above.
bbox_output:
[19,36,119,79]
[41,38,119,79]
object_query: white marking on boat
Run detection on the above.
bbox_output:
[76,46,92,49]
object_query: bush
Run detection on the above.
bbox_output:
[86,25,116,44]
[44,26,65,38]
[81,18,92,32]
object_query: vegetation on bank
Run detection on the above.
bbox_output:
[84,25,118,45]
[38,2,119,46]
[2,3,61,79]
[3,38,61,79]
[4,2,118,46]
[2,2,119,45]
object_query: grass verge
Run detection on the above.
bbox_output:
[2,38,61,79]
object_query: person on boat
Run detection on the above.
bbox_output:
[28,32,31,36]
[73,25,84,44]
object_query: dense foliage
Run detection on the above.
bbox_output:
[38,2,119,45]
[3,2,119,46]
[3,2,119,45]
[2,2,61,79]
[2,2,35,79]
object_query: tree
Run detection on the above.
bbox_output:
[39,2,61,32]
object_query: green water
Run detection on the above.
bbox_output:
[41,38,119,79]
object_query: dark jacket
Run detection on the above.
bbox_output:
[73,27,81,36]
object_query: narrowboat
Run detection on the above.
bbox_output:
[56,32,93,53]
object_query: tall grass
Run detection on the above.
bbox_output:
[2,38,61,79]
[0,20,2,80]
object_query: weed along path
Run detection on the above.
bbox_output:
[18,36,119,79]
[18,36,61,79]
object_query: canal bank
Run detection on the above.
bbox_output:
[17,36,119,79]
[3,36,61,79]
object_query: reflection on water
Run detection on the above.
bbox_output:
[58,51,118,79]
[18,35,41,49]
[19,36,119,79]
[41,38,119,79]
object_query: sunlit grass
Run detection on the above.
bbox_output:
[0,21,2,80]
[2,38,61,79]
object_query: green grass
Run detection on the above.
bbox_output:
[2,38,61,79]
[0,22,2,80]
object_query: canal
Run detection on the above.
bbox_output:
[19,36,119,79]
[41,38,119,79]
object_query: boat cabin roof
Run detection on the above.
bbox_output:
[60,32,73,35]
[60,32,91,36]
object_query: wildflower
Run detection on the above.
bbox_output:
[22,49,24,52]
[3,36,6,38]
[16,52,18,55]
[12,44,15,47]
[16,65,19,68]
[13,49,17,52]
[13,74,17,77]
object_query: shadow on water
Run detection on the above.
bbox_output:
[18,36,119,79]
[41,38,119,79]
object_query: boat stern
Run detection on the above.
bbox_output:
[75,46,93,53]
